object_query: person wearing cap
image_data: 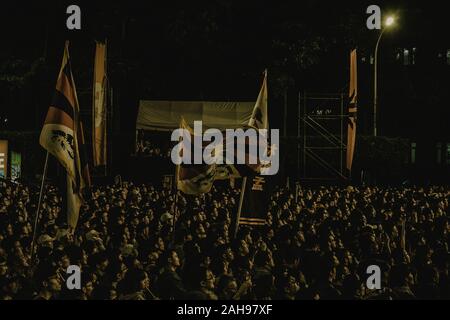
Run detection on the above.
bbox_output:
[160,212,173,225]
[86,230,105,251]
[38,234,55,250]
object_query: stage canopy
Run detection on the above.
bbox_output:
[136,100,255,131]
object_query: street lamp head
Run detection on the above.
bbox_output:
[385,16,395,27]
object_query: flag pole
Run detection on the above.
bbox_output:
[172,160,180,244]
[171,175,179,244]
[172,188,178,244]
[30,151,49,264]
[172,118,184,243]
[105,38,108,178]
[233,176,247,239]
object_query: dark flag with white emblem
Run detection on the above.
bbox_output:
[238,70,272,227]
[238,176,271,226]
[39,41,90,229]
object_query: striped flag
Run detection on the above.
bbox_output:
[346,49,358,172]
[93,41,107,167]
[39,41,90,229]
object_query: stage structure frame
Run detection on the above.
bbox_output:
[297,92,348,183]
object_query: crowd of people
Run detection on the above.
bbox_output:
[136,141,171,158]
[0,178,449,300]
[135,132,172,158]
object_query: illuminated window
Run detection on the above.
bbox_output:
[403,49,410,65]
[411,142,416,164]
[447,49,450,65]
[395,48,402,61]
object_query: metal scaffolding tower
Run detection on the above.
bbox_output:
[298,92,348,183]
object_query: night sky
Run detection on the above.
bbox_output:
[0,0,449,140]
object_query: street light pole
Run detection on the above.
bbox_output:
[373,28,386,137]
[373,15,395,137]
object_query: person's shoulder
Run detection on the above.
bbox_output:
[118,292,146,300]
[185,290,208,300]
[159,269,180,281]
[363,288,392,300]
[392,287,416,300]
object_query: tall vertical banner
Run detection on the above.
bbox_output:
[238,70,270,227]
[0,140,8,178]
[93,41,107,167]
[346,49,357,172]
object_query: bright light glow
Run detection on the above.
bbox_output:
[385,16,395,27]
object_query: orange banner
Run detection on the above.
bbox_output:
[93,41,107,167]
[346,49,357,172]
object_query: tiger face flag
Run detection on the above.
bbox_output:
[346,49,357,172]
[175,71,273,195]
[175,118,240,195]
[39,41,90,229]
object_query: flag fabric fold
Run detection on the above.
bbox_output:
[249,69,268,130]
[176,71,269,196]
[176,118,217,195]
